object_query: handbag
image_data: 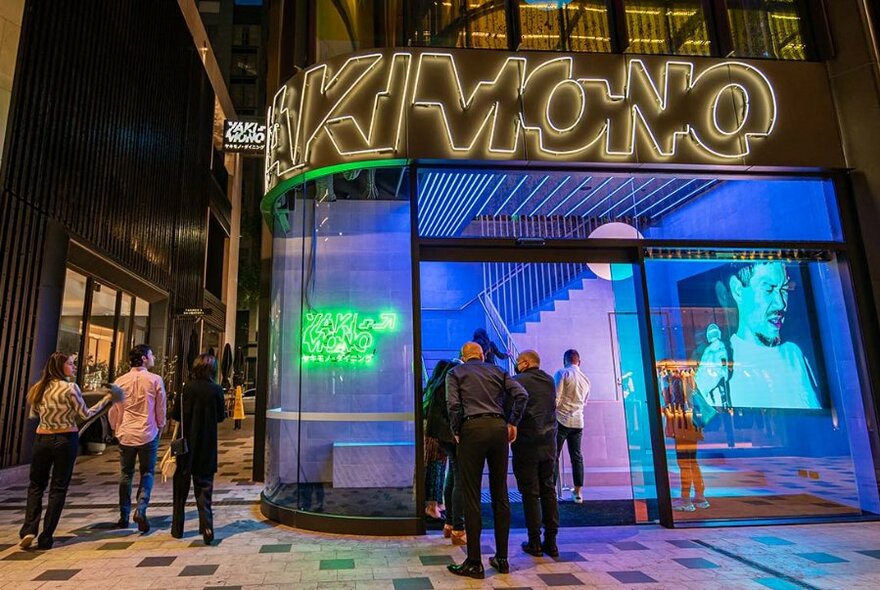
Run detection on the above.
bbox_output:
[159,423,179,481]
[170,390,188,457]
[692,390,719,429]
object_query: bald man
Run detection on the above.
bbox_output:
[446,341,528,579]
[511,350,559,557]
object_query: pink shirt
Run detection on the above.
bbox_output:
[109,367,167,446]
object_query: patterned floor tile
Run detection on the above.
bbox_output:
[753,536,795,546]
[667,539,701,548]
[259,543,292,553]
[608,570,658,583]
[673,557,719,569]
[33,569,80,581]
[418,555,454,566]
[392,578,434,590]
[320,558,355,570]
[856,550,880,560]
[537,572,583,586]
[613,541,649,551]
[137,556,177,567]
[179,564,219,576]
[755,578,804,590]
[796,552,848,564]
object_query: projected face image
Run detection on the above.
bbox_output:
[730,262,791,346]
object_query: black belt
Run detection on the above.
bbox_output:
[464,413,504,422]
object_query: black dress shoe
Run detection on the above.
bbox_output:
[133,511,150,533]
[116,518,130,529]
[542,541,559,557]
[202,528,214,545]
[489,556,510,573]
[522,540,544,556]
[447,560,485,579]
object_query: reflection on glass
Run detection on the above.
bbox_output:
[518,0,612,52]
[411,0,508,49]
[117,293,133,375]
[646,251,880,522]
[727,0,810,60]
[133,298,149,346]
[84,283,118,390]
[420,260,658,524]
[265,167,416,519]
[623,0,711,56]
[57,269,87,358]
[316,0,405,60]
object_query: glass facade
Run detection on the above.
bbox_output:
[517,1,612,53]
[727,0,812,60]
[623,0,711,56]
[265,163,880,528]
[311,0,817,62]
[58,267,153,389]
[265,166,417,518]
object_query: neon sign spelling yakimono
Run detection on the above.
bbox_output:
[266,49,781,192]
[301,311,398,365]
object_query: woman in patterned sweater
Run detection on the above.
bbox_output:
[19,352,121,550]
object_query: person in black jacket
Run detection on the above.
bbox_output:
[170,354,226,545]
[424,359,465,545]
[511,350,560,557]
[472,328,509,366]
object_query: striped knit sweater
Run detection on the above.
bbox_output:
[29,379,112,433]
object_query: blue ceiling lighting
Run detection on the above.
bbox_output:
[417,172,435,211]
[581,178,632,217]
[474,174,509,217]
[600,178,655,217]
[639,178,699,217]
[493,175,529,216]
[650,179,718,219]
[617,178,677,217]
[417,172,450,234]
[565,177,613,216]
[438,174,494,236]
[510,175,550,217]
[432,173,482,236]
[424,174,472,235]
[546,176,591,216]
[529,176,571,216]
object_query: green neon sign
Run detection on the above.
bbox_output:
[301,310,398,365]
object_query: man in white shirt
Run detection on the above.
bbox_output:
[695,261,820,410]
[553,349,591,503]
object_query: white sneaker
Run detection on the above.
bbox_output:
[693,498,710,509]
[573,494,583,504]
[19,534,35,549]
[673,500,696,512]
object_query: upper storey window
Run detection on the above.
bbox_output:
[623,0,711,56]
[517,0,612,53]
[411,0,509,49]
[726,0,812,60]
[316,0,404,61]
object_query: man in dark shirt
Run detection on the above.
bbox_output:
[446,341,528,579]
[511,350,560,557]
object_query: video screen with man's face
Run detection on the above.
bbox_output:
[675,260,828,411]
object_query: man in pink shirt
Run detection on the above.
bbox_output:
[109,344,166,532]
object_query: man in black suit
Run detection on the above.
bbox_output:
[446,341,528,579]
[511,349,560,557]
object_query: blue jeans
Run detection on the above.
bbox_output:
[118,435,159,520]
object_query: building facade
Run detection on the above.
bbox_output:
[0,0,242,468]
[259,1,880,533]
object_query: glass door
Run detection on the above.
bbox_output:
[418,256,661,527]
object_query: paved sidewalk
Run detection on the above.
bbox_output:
[0,420,879,589]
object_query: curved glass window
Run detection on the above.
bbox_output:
[517,0,612,52]
[411,0,509,49]
[264,166,417,518]
[727,0,811,60]
[316,0,405,61]
[623,0,711,56]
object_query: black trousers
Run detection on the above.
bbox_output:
[458,416,510,562]
[556,423,584,488]
[512,444,559,542]
[438,441,464,530]
[21,432,79,548]
[171,460,214,537]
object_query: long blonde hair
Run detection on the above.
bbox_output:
[27,352,71,408]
